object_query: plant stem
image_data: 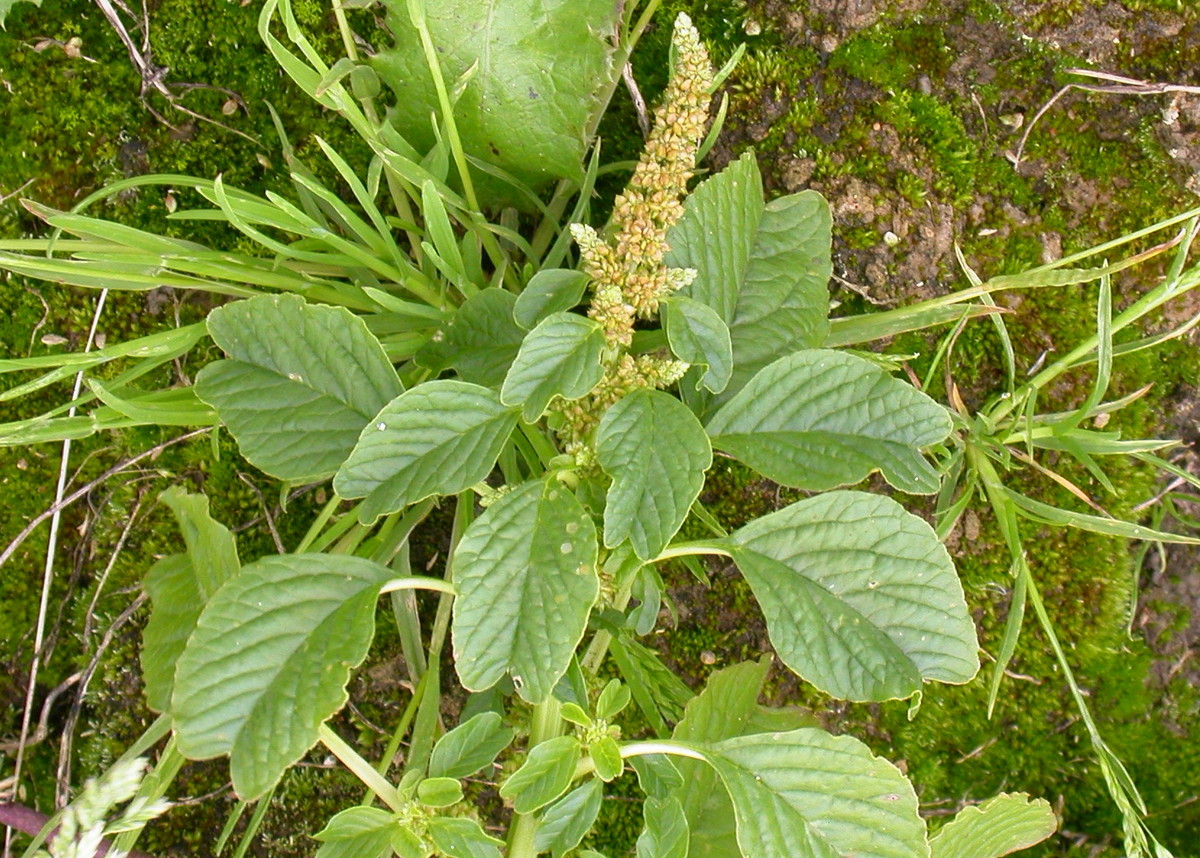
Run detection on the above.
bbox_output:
[506,697,564,858]
[319,724,403,811]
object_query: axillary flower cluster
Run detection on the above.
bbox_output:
[557,13,715,462]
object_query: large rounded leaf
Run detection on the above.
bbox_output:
[596,389,712,561]
[696,728,926,858]
[705,349,952,494]
[334,381,518,523]
[728,491,978,701]
[374,0,616,205]
[195,293,402,483]
[452,479,599,703]
[172,554,394,799]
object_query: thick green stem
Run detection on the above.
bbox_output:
[507,697,564,858]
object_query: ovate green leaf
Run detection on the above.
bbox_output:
[195,293,402,482]
[417,777,464,807]
[416,288,523,387]
[597,389,712,560]
[315,807,398,858]
[664,153,831,400]
[334,381,518,523]
[452,479,599,702]
[429,712,514,779]
[172,554,393,799]
[514,269,590,329]
[724,190,832,395]
[534,779,604,857]
[706,350,951,494]
[374,0,617,205]
[729,491,979,701]
[499,735,582,813]
[428,817,504,858]
[141,488,240,713]
[670,658,771,858]
[636,796,689,858]
[663,153,761,322]
[929,793,1057,858]
[699,728,925,858]
[591,735,624,782]
[501,312,605,422]
[662,296,732,394]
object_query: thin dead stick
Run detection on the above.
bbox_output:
[57,593,150,805]
[1014,67,1200,167]
[8,288,108,858]
[90,0,259,145]
[0,672,82,754]
[0,427,211,572]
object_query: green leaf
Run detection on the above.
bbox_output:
[315,807,398,858]
[706,350,952,494]
[195,293,402,482]
[429,712,515,779]
[514,268,590,329]
[0,0,40,28]
[664,153,831,400]
[374,0,617,205]
[929,793,1057,858]
[664,153,762,322]
[698,728,926,858]
[595,679,631,721]
[140,488,240,713]
[501,312,605,422]
[597,389,712,561]
[417,776,464,807]
[636,796,689,858]
[428,817,504,858]
[334,381,518,523]
[592,735,624,782]
[534,779,604,857]
[630,754,684,801]
[670,658,771,858]
[171,554,393,800]
[728,491,979,702]
[662,296,733,394]
[499,735,582,813]
[416,288,523,387]
[452,479,599,702]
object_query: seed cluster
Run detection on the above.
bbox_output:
[575,13,714,347]
[557,14,714,463]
